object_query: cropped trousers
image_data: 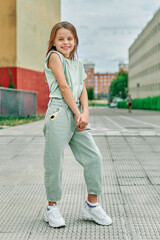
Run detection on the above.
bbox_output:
[43,99,103,202]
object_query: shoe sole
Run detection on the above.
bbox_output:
[82,209,112,226]
[43,215,65,228]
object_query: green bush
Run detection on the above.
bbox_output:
[87,88,94,100]
[117,96,160,111]
[118,101,128,108]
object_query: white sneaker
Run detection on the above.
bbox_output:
[43,205,65,228]
[82,201,112,226]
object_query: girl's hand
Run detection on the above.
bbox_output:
[75,113,81,126]
[76,112,89,131]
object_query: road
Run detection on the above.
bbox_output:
[90,107,160,136]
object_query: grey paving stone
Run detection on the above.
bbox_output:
[0,108,160,239]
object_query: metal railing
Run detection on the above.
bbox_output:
[0,87,37,116]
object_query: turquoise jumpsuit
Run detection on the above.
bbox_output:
[43,50,103,202]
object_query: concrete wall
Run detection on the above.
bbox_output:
[0,0,61,115]
[129,9,160,98]
[0,0,16,67]
[16,0,61,114]
[17,0,60,71]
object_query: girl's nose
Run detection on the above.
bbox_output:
[64,39,68,44]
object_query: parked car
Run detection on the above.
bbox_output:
[113,97,123,103]
[109,97,123,108]
[109,102,117,108]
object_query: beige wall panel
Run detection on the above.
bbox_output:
[17,0,61,71]
[129,9,160,98]
[0,0,16,66]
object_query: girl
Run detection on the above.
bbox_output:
[43,21,112,228]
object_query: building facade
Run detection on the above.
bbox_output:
[83,62,117,99]
[129,8,160,98]
[94,73,117,99]
[119,63,128,72]
[83,62,95,89]
[0,0,61,115]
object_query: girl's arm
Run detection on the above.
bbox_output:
[49,53,81,121]
[80,81,89,114]
[77,81,89,131]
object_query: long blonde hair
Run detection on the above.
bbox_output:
[46,21,79,60]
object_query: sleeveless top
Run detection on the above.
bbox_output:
[44,50,87,101]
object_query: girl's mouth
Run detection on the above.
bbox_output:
[62,46,70,50]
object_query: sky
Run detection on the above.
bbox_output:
[61,0,160,73]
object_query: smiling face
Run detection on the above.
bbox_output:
[53,27,76,59]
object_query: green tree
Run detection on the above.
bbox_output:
[109,71,128,100]
[87,87,94,100]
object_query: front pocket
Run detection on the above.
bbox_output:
[49,111,59,120]
[45,107,60,121]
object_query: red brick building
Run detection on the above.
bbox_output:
[94,73,117,98]
[83,62,95,88]
[83,62,117,98]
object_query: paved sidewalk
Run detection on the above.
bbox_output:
[0,108,160,240]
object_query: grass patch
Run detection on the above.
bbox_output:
[88,102,108,106]
[0,115,44,127]
[88,99,108,107]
